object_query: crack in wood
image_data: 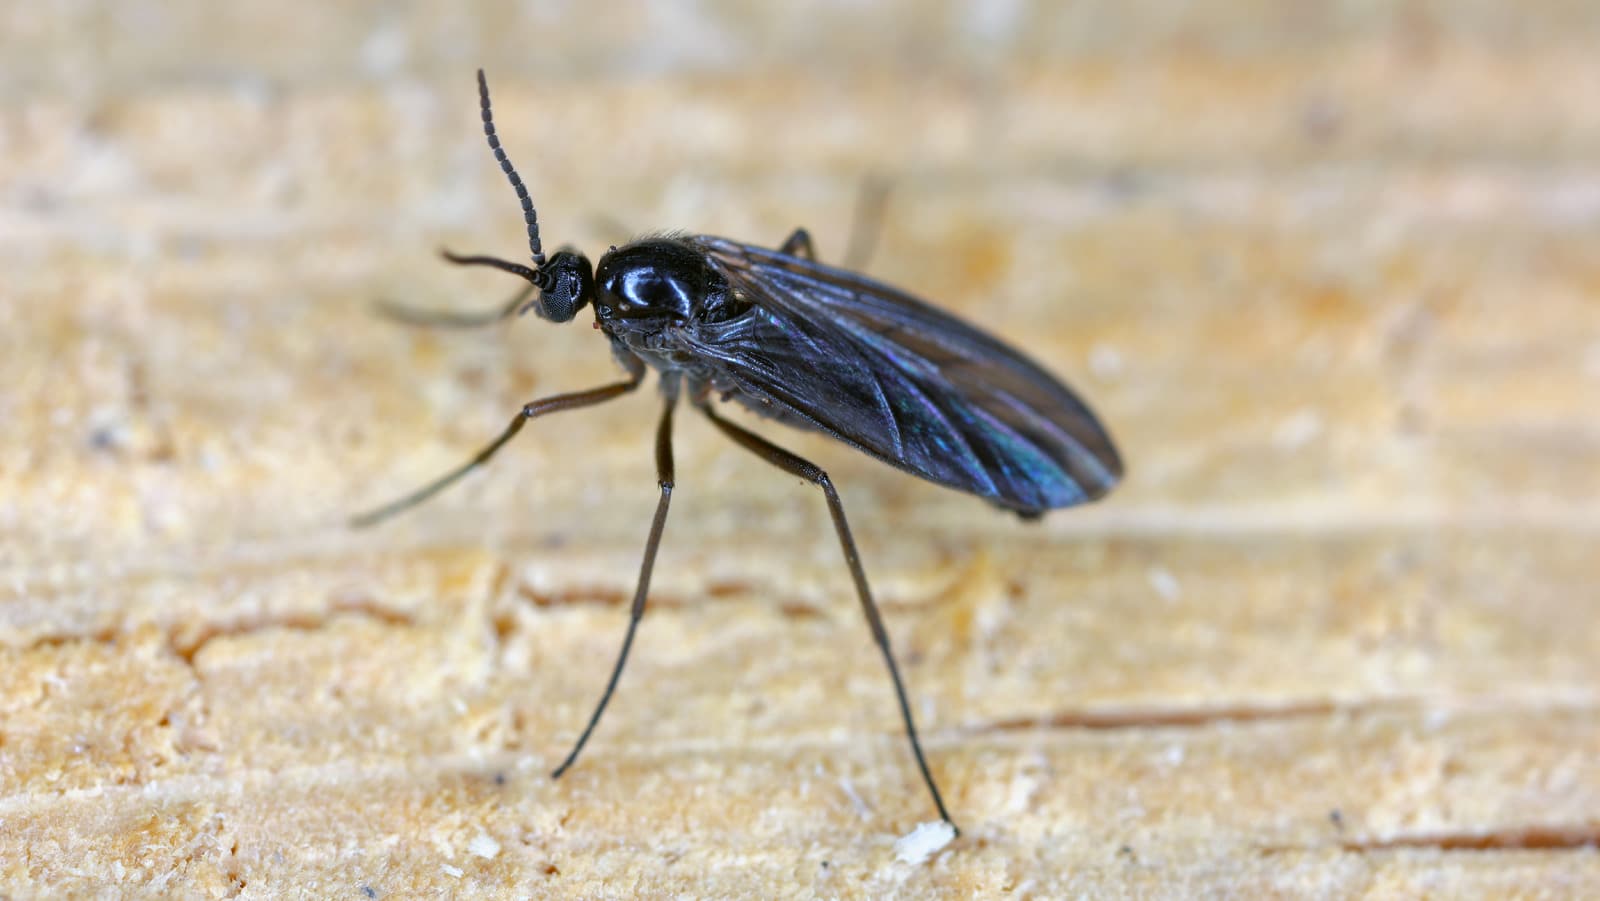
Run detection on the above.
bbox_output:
[515,584,628,608]
[969,699,1415,732]
[1260,824,1600,854]
[511,579,827,620]
[13,627,121,650]
[1338,825,1600,852]
[166,598,416,665]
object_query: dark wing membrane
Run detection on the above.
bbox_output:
[684,235,1122,513]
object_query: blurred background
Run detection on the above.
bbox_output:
[2,1,1598,895]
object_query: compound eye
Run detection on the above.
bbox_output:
[534,252,593,323]
[540,288,578,322]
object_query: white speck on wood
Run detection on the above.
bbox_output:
[838,775,872,819]
[468,831,501,859]
[1147,566,1182,602]
[894,820,956,865]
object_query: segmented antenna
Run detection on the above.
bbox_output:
[476,69,545,268]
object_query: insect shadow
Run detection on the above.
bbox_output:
[353,70,1124,834]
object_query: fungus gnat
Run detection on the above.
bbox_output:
[353,70,1124,834]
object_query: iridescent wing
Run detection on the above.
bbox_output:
[682,236,1123,515]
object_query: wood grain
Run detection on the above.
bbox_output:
[2,2,1598,897]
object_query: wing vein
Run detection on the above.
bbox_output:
[687,236,1120,511]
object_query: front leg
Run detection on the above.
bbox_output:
[349,356,646,527]
[551,381,679,779]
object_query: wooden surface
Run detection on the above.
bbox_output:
[3,2,1599,897]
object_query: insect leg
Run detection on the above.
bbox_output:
[841,175,889,271]
[551,383,678,778]
[777,176,888,268]
[349,360,645,528]
[699,402,957,833]
[373,283,534,329]
[778,228,817,260]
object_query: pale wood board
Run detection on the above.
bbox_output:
[2,2,1598,897]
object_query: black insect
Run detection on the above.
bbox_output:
[354,70,1123,834]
